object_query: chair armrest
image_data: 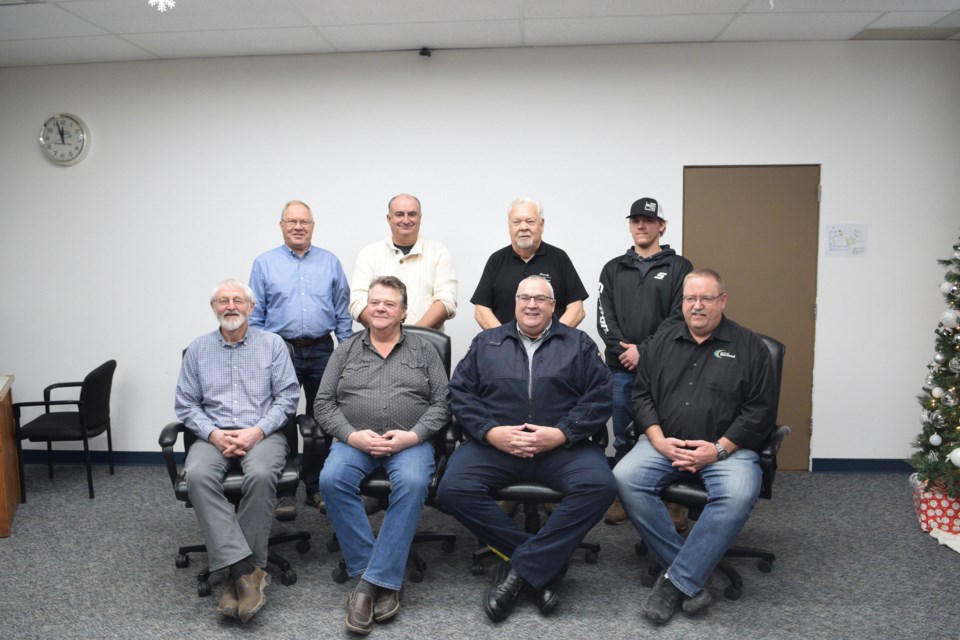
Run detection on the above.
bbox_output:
[158,421,187,488]
[12,400,80,422]
[44,382,82,404]
[761,424,791,459]
[759,425,790,500]
[624,421,640,446]
[297,414,331,456]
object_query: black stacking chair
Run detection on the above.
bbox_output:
[159,413,311,597]
[301,325,459,583]
[14,359,117,502]
[469,428,607,575]
[627,333,790,600]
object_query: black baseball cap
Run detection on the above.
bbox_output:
[628,197,663,220]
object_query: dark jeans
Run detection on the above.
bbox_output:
[437,439,617,589]
[283,337,333,497]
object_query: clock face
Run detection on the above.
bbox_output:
[39,114,89,166]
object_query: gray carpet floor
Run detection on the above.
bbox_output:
[1,464,958,640]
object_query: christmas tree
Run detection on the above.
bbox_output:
[912,236,960,497]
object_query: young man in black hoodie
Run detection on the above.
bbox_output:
[597,197,693,524]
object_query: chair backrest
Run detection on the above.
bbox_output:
[403,325,452,377]
[757,334,785,417]
[79,360,117,431]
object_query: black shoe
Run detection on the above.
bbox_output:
[533,573,562,615]
[304,492,326,513]
[483,562,526,622]
[682,586,713,615]
[641,573,681,624]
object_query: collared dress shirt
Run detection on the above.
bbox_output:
[631,316,776,451]
[349,236,458,329]
[175,327,300,441]
[314,329,450,444]
[249,244,353,342]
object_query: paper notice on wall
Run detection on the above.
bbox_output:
[826,224,867,257]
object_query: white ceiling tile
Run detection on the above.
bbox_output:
[743,0,960,12]
[932,9,960,27]
[290,0,521,26]
[62,0,311,34]
[319,20,524,52]
[720,12,881,41]
[524,0,747,20]
[869,11,953,28]
[0,35,156,67]
[0,4,106,40]
[125,27,336,58]
[525,14,732,46]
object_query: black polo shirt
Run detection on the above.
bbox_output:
[470,241,589,324]
[631,316,776,451]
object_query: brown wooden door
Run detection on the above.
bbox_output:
[683,165,818,470]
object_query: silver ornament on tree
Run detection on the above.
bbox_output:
[944,391,958,407]
[948,448,960,466]
[930,433,943,446]
[942,308,960,330]
[950,357,960,373]
[934,352,949,365]
[942,281,956,295]
[932,386,945,399]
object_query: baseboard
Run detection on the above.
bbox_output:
[811,458,913,473]
[20,450,180,466]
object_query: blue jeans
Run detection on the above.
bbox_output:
[613,439,761,596]
[319,440,434,591]
[289,338,333,495]
[610,369,636,463]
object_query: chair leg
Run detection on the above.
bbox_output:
[46,442,54,479]
[15,436,26,504]
[82,437,94,499]
[106,426,115,475]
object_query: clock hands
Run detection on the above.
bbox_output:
[56,121,65,145]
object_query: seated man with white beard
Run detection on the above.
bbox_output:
[175,279,299,623]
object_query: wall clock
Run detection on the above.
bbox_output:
[39,113,89,166]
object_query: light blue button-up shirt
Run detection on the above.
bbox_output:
[175,327,300,441]
[248,244,353,342]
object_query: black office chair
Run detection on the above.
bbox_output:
[301,325,459,583]
[469,428,607,575]
[627,333,790,600]
[160,413,311,597]
[13,359,117,502]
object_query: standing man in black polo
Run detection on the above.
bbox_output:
[597,197,692,525]
[249,199,353,519]
[471,197,588,330]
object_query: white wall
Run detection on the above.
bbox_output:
[1,41,958,464]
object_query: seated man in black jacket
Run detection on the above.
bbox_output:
[437,275,616,623]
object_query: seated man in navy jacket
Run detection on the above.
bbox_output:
[438,275,616,623]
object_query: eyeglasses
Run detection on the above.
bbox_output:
[281,219,314,228]
[214,297,249,306]
[516,294,555,305]
[681,295,723,305]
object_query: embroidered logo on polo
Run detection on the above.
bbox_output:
[538,272,553,282]
[653,272,667,280]
[713,350,736,359]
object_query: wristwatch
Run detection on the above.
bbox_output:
[714,441,730,461]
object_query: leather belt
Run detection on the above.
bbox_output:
[285,335,333,347]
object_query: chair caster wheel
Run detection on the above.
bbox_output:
[332,562,349,583]
[197,581,212,598]
[409,567,425,583]
[471,562,485,576]
[442,539,456,553]
[281,569,297,586]
[585,550,598,564]
[175,554,190,569]
[326,540,340,553]
[724,585,741,601]
[640,574,655,588]
[296,540,311,554]
[635,542,647,557]
[758,559,773,573]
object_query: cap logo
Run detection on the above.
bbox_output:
[645,202,657,213]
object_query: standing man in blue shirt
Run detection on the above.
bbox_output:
[249,199,353,518]
[175,279,300,622]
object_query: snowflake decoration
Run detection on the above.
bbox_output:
[148,0,176,12]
